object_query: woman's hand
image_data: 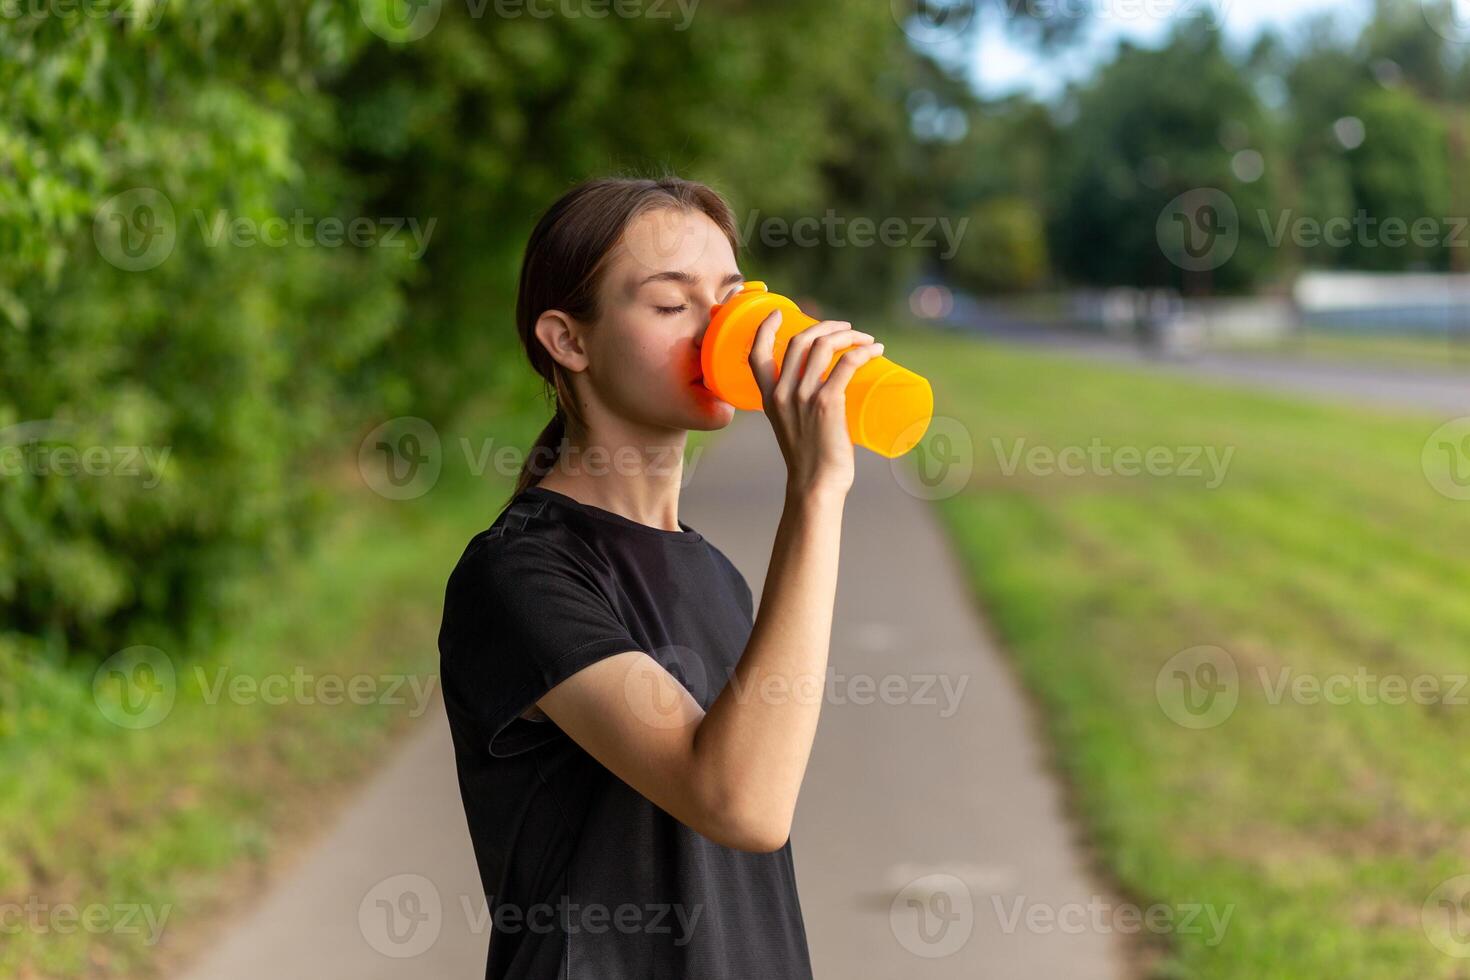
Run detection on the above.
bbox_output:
[749,310,885,498]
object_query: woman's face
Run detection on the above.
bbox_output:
[581,206,745,434]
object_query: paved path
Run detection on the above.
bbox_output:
[950,298,1470,416]
[176,410,1125,979]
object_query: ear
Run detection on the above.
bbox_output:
[534,310,590,373]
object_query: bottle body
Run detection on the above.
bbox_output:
[701,282,933,458]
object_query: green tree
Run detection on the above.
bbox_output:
[1340,85,1450,270]
[947,196,1050,292]
[1048,19,1277,293]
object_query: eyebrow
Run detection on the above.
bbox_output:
[638,270,745,289]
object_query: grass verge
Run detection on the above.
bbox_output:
[898,330,1470,978]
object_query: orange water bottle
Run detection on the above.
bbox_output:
[700,282,934,458]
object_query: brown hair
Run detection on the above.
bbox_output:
[508,175,740,504]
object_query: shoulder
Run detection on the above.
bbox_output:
[437,505,623,662]
[702,538,748,585]
[699,537,756,614]
[450,492,613,588]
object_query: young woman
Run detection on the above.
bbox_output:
[438,175,884,979]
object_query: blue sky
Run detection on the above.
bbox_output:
[966,0,1374,99]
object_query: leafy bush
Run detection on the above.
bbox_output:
[0,4,409,656]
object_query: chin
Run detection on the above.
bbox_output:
[684,387,737,429]
[691,410,736,432]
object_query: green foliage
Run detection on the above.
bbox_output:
[986,1,1470,292]
[331,0,929,419]
[1,3,948,661]
[1047,20,1277,293]
[0,4,416,657]
[1339,86,1451,270]
[947,196,1050,293]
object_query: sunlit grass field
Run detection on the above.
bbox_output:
[900,328,1470,978]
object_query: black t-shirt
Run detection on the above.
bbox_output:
[438,483,814,980]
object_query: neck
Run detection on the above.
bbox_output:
[534,426,691,533]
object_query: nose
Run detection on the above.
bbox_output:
[696,302,722,349]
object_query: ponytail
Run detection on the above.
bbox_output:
[512,403,566,499]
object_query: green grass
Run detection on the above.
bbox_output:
[0,390,718,977]
[898,330,1470,978]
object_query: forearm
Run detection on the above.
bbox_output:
[692,483,846,844]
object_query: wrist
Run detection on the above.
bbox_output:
[784,480,849,511]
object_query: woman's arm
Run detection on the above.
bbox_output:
[535,313,883,852]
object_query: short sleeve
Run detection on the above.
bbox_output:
[438,534,643,757]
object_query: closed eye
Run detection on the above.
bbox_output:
[654,304,689,316]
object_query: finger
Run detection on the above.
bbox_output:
[747,309,782,402]
[775,321,869,401]
[817,341,885,401]
[795,329,878,401]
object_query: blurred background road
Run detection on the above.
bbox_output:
[947,298,1470,414]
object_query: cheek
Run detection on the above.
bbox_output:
[597,329,685,398]
[588,303,704,411]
